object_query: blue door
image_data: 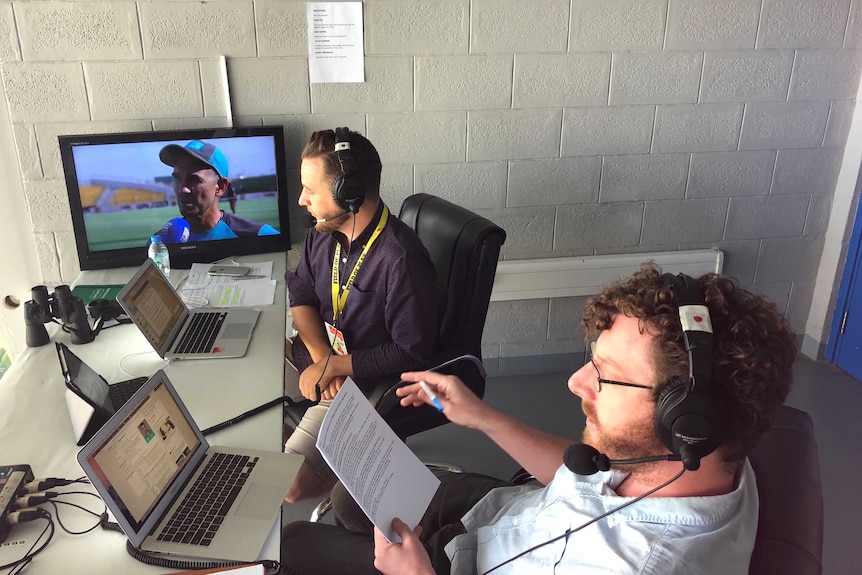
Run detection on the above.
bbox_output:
[828,184,862,382]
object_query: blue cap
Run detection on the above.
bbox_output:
[159,140,229,178]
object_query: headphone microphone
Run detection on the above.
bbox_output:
[310,210,351,225]
[563,443,682,475]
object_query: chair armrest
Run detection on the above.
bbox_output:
[370,353,486,413]
[368,353,487,439]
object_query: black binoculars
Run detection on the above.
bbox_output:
[25,285,95,346]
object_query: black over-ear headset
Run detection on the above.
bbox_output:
[654,273,723,471]
[87,299,124,322]
[331,127,365,214]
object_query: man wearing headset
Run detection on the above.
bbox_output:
[281,263,797,574]
[283,129,437,502]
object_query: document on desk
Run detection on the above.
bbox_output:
[182,262,276,307]
[316,378,440,542]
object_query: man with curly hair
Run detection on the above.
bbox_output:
[280,263,797,575]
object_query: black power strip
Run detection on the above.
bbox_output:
[0,465,34,543]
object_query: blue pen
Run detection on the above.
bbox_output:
[419,381,444,413]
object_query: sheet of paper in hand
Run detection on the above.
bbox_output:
[316,378,440,542]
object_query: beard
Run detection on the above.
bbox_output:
[308,210,351,233]
[581,403,667,474]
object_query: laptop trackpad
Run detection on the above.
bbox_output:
[235,483,283,519]
[223,323,253,340]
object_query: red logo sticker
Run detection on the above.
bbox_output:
[693,316,703,323]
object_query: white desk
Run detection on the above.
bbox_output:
[0,253,287,574]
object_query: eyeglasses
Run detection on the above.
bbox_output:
[588,341,652,393]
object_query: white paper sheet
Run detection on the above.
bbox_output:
[179,262,276,307]
[307,2,365,83]
[316,378,440,542]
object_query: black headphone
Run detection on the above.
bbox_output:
[654,273,722,471]
[331,127,365,214]
[87,299,124,322]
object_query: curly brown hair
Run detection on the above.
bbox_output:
[301,129,382,198]
[582,262,797,462]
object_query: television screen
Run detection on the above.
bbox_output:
[59,126,290,270]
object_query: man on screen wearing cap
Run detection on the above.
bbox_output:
[154,140,279,242]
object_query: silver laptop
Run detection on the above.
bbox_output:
[117,259,260,359]
[77,370,303,562]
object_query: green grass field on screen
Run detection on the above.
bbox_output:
[84,198,281,251]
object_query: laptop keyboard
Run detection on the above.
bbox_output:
[107,377,147,408]
[157,453,258,547]
[175,312,226,354]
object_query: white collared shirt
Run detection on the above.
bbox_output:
[445,460,758,575]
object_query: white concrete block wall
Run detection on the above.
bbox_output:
[365,0,469,55]
[513,54,610,108]
[823,100,856,147]
[84,61,204,119]
[139,2,257,59]
[609,52,703,105]
[471,0,570,54]
[255,1,309,57]
[652,103,743,152]
[700,51,794,103]
[0,0,858,371]
[666,0,761,50]
[601,154,688,201]
[314,56,409,112]
[724,194,810,239]
[508,157,600,206]
[562,106,655,155]
[0,4,21,64]
[687,150,776,198]
[739,101,831,149]
[17,2,142,62]
[773,148,844,195]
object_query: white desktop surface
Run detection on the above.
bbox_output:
[0,253,288,574]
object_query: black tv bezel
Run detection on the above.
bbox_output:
[59,125,291,270]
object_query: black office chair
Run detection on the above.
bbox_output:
[285,192,506,438]
[370,193,506,437]
[747,405,823,575]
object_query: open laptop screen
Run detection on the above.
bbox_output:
[84,379,202,531]
[120,263,185,352]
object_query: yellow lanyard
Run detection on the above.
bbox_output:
[330,205,389,322]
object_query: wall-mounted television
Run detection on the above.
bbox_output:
[59,125,291,270]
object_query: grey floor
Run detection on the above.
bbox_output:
[283,355,862,575]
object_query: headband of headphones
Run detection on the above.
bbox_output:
[332,127,364,214]
[334,127,355,176]
[662,273,713,395]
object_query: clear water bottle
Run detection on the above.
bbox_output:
[148,234,171,279]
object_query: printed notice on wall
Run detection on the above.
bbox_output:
[307,2,365,84]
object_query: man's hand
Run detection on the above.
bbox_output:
[320,376,345,401]
[396,371,491,430]
[373,519,434,575]
[298,357,333,400]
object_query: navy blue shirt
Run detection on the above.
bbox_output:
[286,201,438,392]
